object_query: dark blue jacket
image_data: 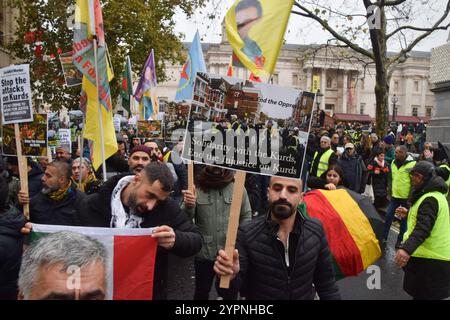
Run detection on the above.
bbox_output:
[0,205,26,300]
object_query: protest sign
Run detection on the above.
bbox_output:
[59,52,83,87]
[181,72,315,180]
[164,102,190,141]
[0,64,33,124]
[137,120,162,139]
[57,128,72,151]
[2,113,48,157]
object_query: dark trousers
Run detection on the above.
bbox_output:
[194,258,237,300]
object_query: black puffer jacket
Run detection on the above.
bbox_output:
[27,161,43,198]
[29,183,85,226]
[220,211,341,300]
[78,174,203,300]
[0,206,26,300]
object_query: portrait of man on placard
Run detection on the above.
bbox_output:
[235,0,265,70]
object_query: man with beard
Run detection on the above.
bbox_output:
[77,161,200,299]
[213,176,340,300]
[127,145,152,174]
[18,161,85,226]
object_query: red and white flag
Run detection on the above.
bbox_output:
[31,224,158,300]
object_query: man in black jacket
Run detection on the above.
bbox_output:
[214,176,340,300]
[0,176,26,300]
[77,161,202,300]
[18,161,85,226]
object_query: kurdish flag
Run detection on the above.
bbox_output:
[175,31,207,101]
[31,224,158,300]
[134,49,159,120]
[303,188,383,279]
[226,0,294,79]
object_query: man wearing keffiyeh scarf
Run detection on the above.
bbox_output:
[18,161,86,226]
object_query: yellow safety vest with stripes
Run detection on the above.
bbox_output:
[403,191,450,261]
[391,160,416,199]
[311,149,334,177]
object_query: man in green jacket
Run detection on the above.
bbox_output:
[182,165,252,300]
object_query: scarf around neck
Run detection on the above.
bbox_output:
[110,175,143,228]
[47,180,73,202]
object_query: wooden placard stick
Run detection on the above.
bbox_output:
[14,123,30,219]
[188,160,194,193]
[220,170,246,288]
[47,147,52,163]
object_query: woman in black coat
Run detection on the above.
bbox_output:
[366,147,390,213]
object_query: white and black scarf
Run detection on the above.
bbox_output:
[110,176,143,228]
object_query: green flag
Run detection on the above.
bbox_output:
[120,56,133,116]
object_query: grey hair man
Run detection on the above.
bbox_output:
[18,231,107,300]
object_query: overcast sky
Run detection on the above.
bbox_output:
[174,0,450,52]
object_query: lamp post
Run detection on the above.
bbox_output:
[391,94,398,123]
[316,89,324,127]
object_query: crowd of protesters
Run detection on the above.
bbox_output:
[0,115,449,301]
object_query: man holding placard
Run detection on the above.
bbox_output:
[213,176,341,300]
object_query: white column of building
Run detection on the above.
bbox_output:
[306,68,312,92]
[342,71,348,113]
[421,76,427,116]
[404,77,412,116]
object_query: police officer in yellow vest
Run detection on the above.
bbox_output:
[309,136,337,177]
[383,145,416,248]
[394,161,450,300]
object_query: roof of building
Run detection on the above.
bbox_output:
[333,113,374,122]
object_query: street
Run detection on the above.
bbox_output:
[166,226,410,300]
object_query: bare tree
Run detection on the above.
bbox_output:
[292,0,450,136]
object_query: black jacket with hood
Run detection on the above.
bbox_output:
[0,205,26,300]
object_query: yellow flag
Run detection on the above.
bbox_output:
[226,0,294,78]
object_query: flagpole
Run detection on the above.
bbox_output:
[93,36,108,182]
[78,114,85,189]
[127,55,133,119]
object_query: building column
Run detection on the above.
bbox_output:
[321,68,326,110]
[306,68,312,92]
[342,71,348,113]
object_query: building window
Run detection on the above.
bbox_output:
[360,79,365,90]
[426,106,433,117]
[394,80,399,92]
[0,31,4,47]
[412,106,419,117]
[326,76,333,89]
[325,104,334,111]
[414,80,420,93]
[360,103,366,115]
[292,73,300,87]
[272,73,279,85]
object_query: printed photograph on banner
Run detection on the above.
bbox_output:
[1,113,48,157]
[163,101,190,141]
[137,120,163,139]
[181,72,316,179]
[59,52,83,87]
[0,64,33,124]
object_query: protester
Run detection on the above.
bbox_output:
[77,161,202,300]
[182,166,252,300]
[71,157,98,194]
[394,161,450,300]
[213,176,341,300]
[338,143,368,194]
[383,135,395,166]
[367,147,390,213]
[127,145,151,174]
[309,136,338,178]
[383,145,416,248]
[18,161,85,226]
[18,231,107,300]
[307,164,346,190]
[0,176,26,300]
[55,146,72,163]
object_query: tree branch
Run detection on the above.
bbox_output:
[293,1,374,59]
[387,0,450,68]
[387,23,450,40]
[383,0,407,6]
